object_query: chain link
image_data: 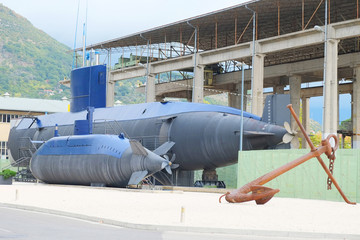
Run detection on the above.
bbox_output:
[327,147,335,190]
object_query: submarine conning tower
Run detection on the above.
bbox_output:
[70,65,107,113]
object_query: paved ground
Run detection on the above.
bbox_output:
[0,182,359,239]
[2,207,296,240]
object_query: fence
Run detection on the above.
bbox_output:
[237,149,360,203]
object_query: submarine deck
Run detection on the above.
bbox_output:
[0,182,359,239]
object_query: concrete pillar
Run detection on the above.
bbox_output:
[289,75,301,131]
[252,53,265,116]
[228,82,248,110]
[353,66,360,148]
[273,77,286,94]
[106,79,115,107]
[146,74,156,103]
[228,86,241,109]
[301,97,310,149]
[274,85,285,94]
[192,64,204,103]
[244,82,251,112]
[323,39,339,139]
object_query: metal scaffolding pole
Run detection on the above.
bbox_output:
[245,5,256,113]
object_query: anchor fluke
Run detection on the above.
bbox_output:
[250,185,280,205]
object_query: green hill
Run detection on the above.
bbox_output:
[0,4,72,99]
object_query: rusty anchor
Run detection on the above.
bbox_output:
[219,104,356,205]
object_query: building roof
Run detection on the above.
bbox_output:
[80,0,359,66]
[0,96,69,113]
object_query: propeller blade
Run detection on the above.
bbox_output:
[284,121,292,134]
[161,161,173,174]
[160,153,177,174]
[170,153,176,163]
[171,163,179,169]
[282,133,294,144]
[165,165,172,175]
[153,141,175,156]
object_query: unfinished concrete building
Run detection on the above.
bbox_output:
[77,0,360,148]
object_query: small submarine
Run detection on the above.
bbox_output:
[30,108,174,187]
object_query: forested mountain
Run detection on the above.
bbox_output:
[0,4,72,99]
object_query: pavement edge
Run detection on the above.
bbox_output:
[1,202,359,239]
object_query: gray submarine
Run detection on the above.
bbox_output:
[29,107,174,187]
[8,64,289,187]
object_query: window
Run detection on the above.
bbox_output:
[0,113,22,123]
[0,141,8,160]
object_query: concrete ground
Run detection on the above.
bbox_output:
[0,182,359,239]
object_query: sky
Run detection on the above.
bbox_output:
[0,0,352,124]
[0,0,247,48]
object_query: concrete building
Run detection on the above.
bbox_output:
[76,0,360,148]
[0,93,69,164]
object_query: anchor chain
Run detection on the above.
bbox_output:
[327,147,336,190]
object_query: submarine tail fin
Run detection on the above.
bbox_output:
[128,170,149,186]
[129,140,148,156]
[261,94,290,126]
[153,141,175,156]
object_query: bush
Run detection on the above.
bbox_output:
[0,169,17,179]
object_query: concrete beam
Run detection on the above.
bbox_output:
[111,66,146,81]
[140,70,352,102]
[137,79,216,97]
[214,52,360,87]
[200,43,251,65]
[333,18,360,39]
[150,55,193,74]
[263,83,353,98]
[259,30,323,54]
[300,83,352,98]
[214,71,251,86]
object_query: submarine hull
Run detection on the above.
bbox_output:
[9,102,287,171]
[30,135,168,187]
